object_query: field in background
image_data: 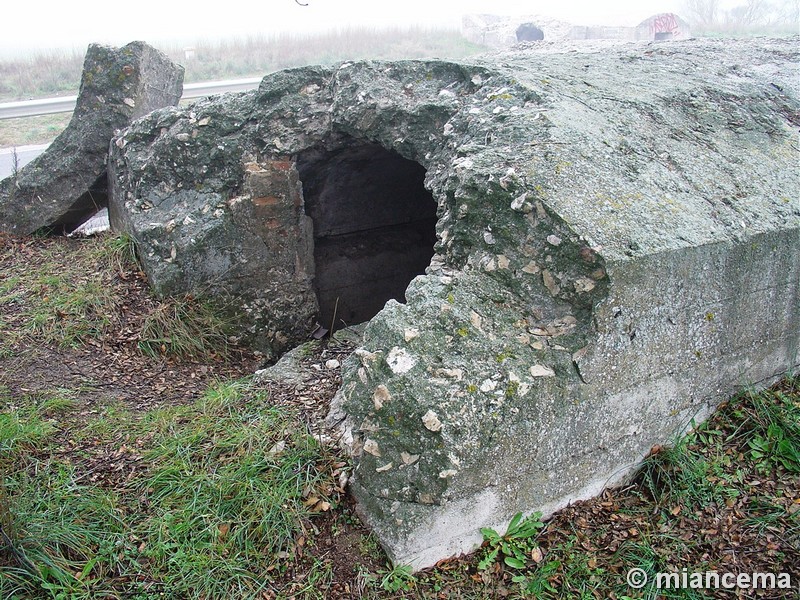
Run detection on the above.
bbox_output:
[0,27,485,148]
[0,27,485,103]
[0,114,71,148]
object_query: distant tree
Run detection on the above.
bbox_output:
[682,0,720,27]
[683,0,799,30]
[775,0,800,25]
[726,0,773,26]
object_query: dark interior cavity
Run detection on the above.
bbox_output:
[297,138,437,332]
[516,23,544,42]
[41,175,107,235]
[654,31,674,41]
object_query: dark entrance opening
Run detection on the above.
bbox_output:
[297,138,437,332]
[516,23,544,42]
[654,31,674,41]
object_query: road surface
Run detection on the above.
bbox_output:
[0,144,49,180]
[0,77,265,180]
[0,77,263,120]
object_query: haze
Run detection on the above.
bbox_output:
[3,0,697,57]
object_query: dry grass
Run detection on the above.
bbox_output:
[0,113,71,147]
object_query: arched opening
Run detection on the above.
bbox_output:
[516,23,544,42]
[297,137,438,332]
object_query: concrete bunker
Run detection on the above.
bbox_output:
[635,13,691,41]
[108,41,799,570]
[297,137,438,332]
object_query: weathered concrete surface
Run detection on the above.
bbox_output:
[0,41,183,235]
[109,61,479,357]
[108,37,800,568]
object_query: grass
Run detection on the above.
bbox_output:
[137,295,232,359]
[0,235,797,598]
[0,234,233,359]
[0,113,72,148]
[0,236,126,348]
[0,379,338,599]
[170,27,484,84]
[639,383,800,509]
[0,49,84,101]
[1,371,797,599]
[477,378,800,600]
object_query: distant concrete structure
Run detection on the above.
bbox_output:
[463,13,691,48]
[462,14,572,49]
[635,13,691,41]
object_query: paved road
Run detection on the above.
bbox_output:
[0,144,49,179]
[0,77,263,120]
[0,77,265,179]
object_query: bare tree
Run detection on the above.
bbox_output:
[683,0,798,30]
[725,0,774,27]
[775,0,800,24]
[682,0,720,27]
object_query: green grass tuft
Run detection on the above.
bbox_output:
[0,237,129,348]
[0,235,232,360]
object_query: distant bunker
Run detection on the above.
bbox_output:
[109,38,800,569]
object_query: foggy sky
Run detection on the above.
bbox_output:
[2,0,697,57]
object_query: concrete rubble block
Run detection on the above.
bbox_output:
[108,38,799,568]
[0,41,184,235]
